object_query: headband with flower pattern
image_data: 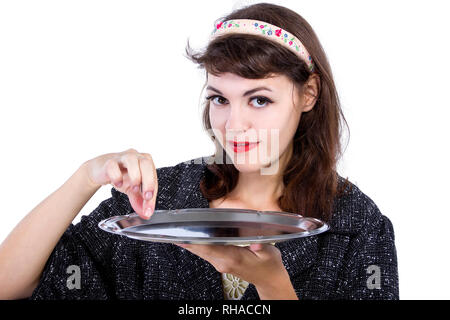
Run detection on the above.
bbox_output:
[210,19,316,73]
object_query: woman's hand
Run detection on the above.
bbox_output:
[83,148,158,219]
[175,243,298,299]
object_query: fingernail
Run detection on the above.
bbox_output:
[145,207,153,218]
[133,185,139,193]
[144,191,153,200]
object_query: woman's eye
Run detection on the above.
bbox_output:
[250,97,271,108]
[210,96,227,105]
[206,95,272,108]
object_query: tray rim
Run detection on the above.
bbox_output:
[98,208,330,245]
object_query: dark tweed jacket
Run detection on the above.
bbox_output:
[30,156,399,300]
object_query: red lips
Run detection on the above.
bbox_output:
[228,141,260,153]
[230,140,258,144]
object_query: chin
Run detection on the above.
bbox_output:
[232,160,282,176]
[225,150,281,175]
[232,161,263,173]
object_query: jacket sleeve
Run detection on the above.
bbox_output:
[339,206,399,300]
[29,187,128,300]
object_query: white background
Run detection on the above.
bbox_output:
[0,0,449,300]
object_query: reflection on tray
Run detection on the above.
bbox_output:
[121,221,305,238]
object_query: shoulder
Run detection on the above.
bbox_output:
[329,175,392,235]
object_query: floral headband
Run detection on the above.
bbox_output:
[210,19,316,73]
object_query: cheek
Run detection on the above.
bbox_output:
[261,111,301,157]
[209,107,227,142]
[209,107,225,124]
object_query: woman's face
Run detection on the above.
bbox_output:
[207,72,308,175]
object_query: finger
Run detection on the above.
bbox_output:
[247,243,278,258]
[120,153,142,194]
[105,159,123,188]
[180,246,219,266]
[139,154,158,219]
[179,244,236,261]
[249,243,263,252]
[119,153,147,217]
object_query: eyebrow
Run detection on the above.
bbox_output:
[206,85,273,97]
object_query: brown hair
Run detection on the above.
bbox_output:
[184,2,352,222]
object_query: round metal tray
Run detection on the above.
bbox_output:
[98,208,329,245]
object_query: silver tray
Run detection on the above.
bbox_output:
[98,208,330,245]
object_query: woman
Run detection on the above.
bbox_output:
[0,3,399,300]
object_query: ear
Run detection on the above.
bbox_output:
[301,74,320,112]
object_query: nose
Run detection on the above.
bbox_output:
[225,103,251,133]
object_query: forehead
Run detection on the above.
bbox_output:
[206,72,291,89]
